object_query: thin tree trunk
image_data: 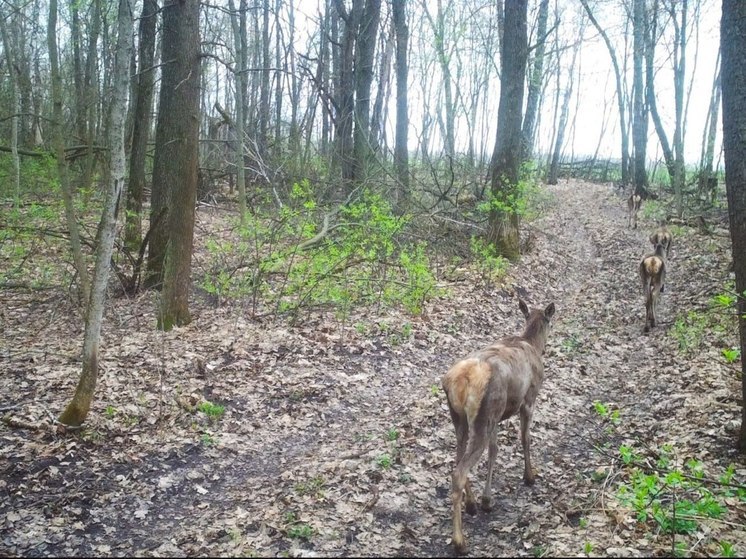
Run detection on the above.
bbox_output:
[392,0,409,209]
[632,0,647,192]
[47,0,90,305]
[699,53,721,201]
[59,0,134,428]
[0,8,21,206]
[547,36,580,185]
[229,0,248,221]
[580,0,630,185]
[124,0,158,251]
[521,0,549,162]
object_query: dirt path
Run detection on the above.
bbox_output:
[1,180,742,557]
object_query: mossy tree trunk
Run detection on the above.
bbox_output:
[487,0,527,260]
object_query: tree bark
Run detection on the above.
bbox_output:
[352,0,381,181]
[0,6,21,205]
[124,0,158,251]
[487,0,527,260]
[721,0,746,452]
[229,0,248,221]
[59,0,133,427]
[632,0,648,192]
[153,0,201,330]
[47,0,90,305]
[521,0,549,162]
[392,0,409,210]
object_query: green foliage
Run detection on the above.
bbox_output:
[385,428,400,442]
[104,405,117,419]
[376,453,392,469]
[671,295,736,355]
[722,347,741,364]
[197,182,439,320]
[294,476,325,498]
[583,541,593,556]
[478,163,546,220]
[470,235,509,284]
[592,401,621,425]
[287,523,314,540]
[641,199,667,222]
[719,541,737,558]
[200,433,215,446]
[197,401,225,419]
[0,152,58,198]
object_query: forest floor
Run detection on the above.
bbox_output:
[1,179,745,557]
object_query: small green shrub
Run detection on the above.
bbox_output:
[470,235,509,284]
[197,401,225,419]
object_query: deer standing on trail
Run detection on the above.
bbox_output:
[640,243,667,332]
[442,299,556,554]
[627,193,642,229]
[649,224,672,258]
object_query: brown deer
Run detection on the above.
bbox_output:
[442,299,556,554]
[627,193,642,229]
[649,224,672,258]
[640,243,667,332]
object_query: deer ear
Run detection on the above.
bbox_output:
[518,299,530,319]
[544,303,556,320]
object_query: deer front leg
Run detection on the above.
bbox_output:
[520,404,536,485]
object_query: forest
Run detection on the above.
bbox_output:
[1,0,746,556]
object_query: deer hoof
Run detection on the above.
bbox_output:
[480,496,493,512]
[465,500,478,516]
[452,534,467,555]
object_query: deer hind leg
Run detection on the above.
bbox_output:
[481,438,499,511]
[520,403,536,484]
[450,408,477,516]
[451,430,489,553]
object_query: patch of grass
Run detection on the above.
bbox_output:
[287,523,314,540]
[376,454,393,470]
[385,428,400,442]
[294,476,325,498]
[719,541,737,558]
[200,433,216,446]
[104,405,117,419]
[197,401,225,419]
[583,541,593,556]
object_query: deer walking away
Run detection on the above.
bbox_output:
[649,224,673,258]
[640,243,667,332]
[627,193,642,229]
[442,299,556,554]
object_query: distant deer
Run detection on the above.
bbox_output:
[627,192,642,229]
[640,243,667,332]
[649,224,672,258]
[442,299,556,554]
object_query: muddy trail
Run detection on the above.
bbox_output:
[1,180,743,557]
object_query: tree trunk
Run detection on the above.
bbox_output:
[699,53,721,202]
[82,0,102,194]
[59,0,133,427]
[0,7,21,205]
[352,0,381,180]
[632,0,648,193]
[392,0,409,210]
[487,0,527,260]
[548,28,581,185]
[47,0,90,306]
[124,0,158,251]
[720,0,746,453]
[154,0,201,330]
[259,0,270,158]
[521,0,549,162]
[671,0,688,217]
[229,0,248,221]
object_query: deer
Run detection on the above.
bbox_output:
[442,299,556,554]
[627,192,642,229]
[649,223,672,258]
[640,243,667,332]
